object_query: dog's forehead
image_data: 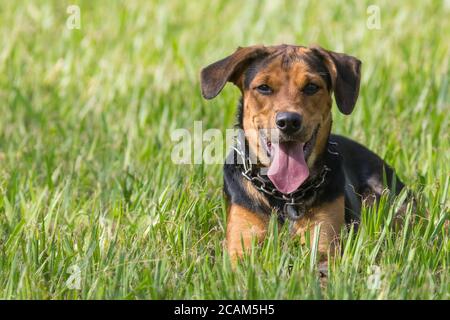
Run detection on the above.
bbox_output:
[243,45,331,89]
[263,45,311,67]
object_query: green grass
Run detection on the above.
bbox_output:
[0,0,448,299]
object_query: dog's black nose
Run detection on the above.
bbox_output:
[276,112,302,135]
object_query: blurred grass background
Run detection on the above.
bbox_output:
[0,0,448,299]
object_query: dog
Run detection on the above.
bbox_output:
[200,44,406,265]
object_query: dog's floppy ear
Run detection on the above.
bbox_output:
[200,46,269,100]
[311,46,362,115]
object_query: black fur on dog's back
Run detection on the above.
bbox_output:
[331,134,405,222]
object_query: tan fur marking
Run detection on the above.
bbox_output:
[226,204,269,264]
[291,196,345,260]
[307,113,331,167]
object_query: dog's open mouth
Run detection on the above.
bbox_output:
[262,126,319,194]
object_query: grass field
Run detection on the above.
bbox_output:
[0,0,448,299]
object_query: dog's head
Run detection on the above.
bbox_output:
[201,44,361,194]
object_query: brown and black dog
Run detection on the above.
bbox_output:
[200,44,405,265]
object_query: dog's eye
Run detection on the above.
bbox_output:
[302,83,320,95]
[256,84,273,95]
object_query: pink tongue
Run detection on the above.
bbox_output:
[267,142,309,194]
